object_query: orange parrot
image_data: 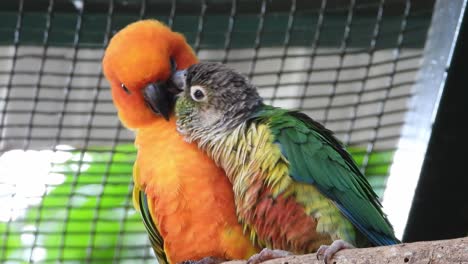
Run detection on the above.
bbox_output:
[102,20,258,264]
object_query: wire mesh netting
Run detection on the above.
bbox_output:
[0,0,437,263]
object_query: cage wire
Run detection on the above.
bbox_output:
[0,0,436,263]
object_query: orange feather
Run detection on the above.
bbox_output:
[136,118,257,263]
[102,20,258,263]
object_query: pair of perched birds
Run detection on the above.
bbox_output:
[102,20,399,264]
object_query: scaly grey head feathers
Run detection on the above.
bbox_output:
[174,62,262,141]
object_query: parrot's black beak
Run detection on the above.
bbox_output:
[143,82,173,121]
[142,58,182,121]
[168,69,187,95]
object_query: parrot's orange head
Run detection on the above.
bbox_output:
[102,19,197,129]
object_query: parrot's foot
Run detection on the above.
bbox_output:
[316,240,354,264]
[178,256,226,264]
[246,248,293,264]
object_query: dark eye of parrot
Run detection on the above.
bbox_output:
[121,83,131,94]
[194,90,204,99]
[190,85,207,102]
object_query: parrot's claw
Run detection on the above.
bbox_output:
[178,256,226,264]
[316,240,354,264]
[246,248,293,264]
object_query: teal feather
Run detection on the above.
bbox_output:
[138,190,168,264]
[252,105,399,246]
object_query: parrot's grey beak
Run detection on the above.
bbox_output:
[143,82,173,121]
[169,69,187,95]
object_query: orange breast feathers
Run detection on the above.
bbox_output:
[103,19,258,263]
[135,118,258,263]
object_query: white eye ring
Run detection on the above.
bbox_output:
[190,85,207,102]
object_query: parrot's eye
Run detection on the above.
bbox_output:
[190,85,207,102]
[121,83,131,94]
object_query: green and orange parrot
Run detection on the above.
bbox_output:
[172,62,400,263]
[102,20,258,264]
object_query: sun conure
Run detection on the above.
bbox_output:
[102,20,258,264]
[172,62,400,264]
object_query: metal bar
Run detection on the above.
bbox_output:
[403,4,468,242]
[382,0,467,239]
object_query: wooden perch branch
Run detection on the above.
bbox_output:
[223,237,467,264]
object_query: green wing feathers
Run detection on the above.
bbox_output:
[253,105,399,246]
[132,162,167,263]
[134,187,168,264]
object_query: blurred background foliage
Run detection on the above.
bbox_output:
[0,145,156,263]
